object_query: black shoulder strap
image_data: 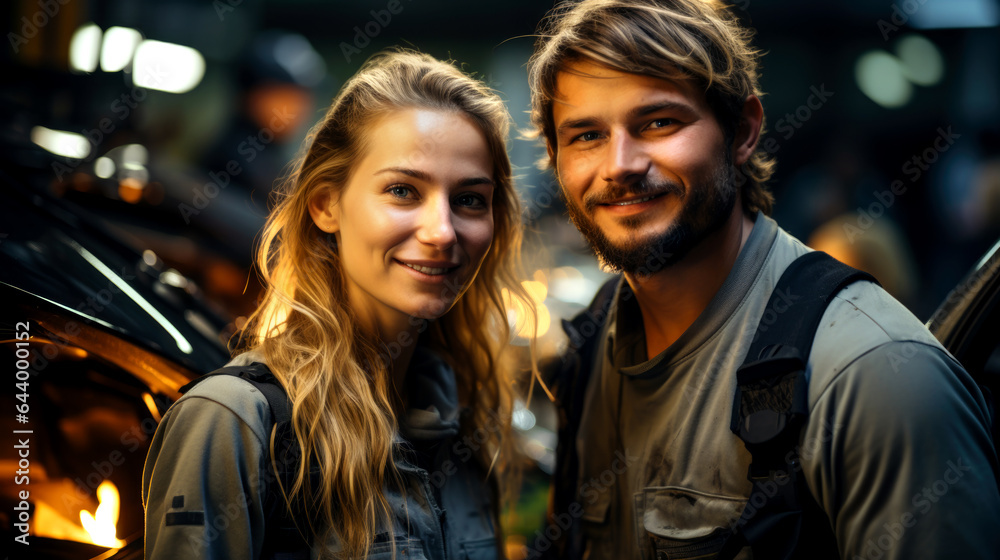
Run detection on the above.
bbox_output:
[721,251,878,560]
[542,275,621,559]
[181,363,311,560]
[181,363,291,423]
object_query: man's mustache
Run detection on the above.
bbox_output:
[583,178,684,212]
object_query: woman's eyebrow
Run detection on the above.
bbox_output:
[458,177,494,188]
[376,167,493,188]
[374,166,432,181]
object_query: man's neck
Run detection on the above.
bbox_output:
[625,209,755,359]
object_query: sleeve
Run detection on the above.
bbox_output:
[801,340,1000,560]
[141,392,270,560]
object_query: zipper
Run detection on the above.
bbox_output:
[418,469,449,560]
[397,458,449,560]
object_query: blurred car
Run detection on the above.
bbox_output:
[2,154,999,559]
[0,169,232,559]
[926,238,1000,436]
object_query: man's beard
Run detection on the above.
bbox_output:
[563,150,737,275]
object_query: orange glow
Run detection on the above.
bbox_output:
[502,286,551,338]
[79,481,126,548]
[520,280,548,304]
[118,177,144,203]
[142,392,163,423]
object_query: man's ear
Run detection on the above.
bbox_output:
[308,188,340,233]
[732,94,764,167]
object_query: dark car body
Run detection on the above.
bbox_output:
[926,238,1000,433]
[1,173,232,559]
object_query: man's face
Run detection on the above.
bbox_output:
[551,59,739,274]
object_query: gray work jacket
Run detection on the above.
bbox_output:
[142,347,499,559]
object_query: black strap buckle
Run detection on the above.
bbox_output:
[731,345,809,477]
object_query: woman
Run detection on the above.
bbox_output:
[143,50,534,559]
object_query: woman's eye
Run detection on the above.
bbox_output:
[455,193,487,209]
[388,185,413,198]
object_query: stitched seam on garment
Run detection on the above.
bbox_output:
[176,393,270,449]
[807,339,948,413]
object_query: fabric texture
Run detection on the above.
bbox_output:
[569,213,1000,559]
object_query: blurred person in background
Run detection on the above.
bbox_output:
[807,212,919,309]
[201,30,323,200]
[527,0,1000,559]
[143,49,535,559]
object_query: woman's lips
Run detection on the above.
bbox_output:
[395,259,461,279]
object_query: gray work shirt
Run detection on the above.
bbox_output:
[142,347,499,559]
[576,213,1000,559]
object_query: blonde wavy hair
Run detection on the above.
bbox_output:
[237,49,530,557]
[528,0,776,215]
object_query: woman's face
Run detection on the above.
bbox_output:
[309,107,496,334]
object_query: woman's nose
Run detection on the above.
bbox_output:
[415,196,457,250]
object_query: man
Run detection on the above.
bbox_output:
[526,0,1000,558]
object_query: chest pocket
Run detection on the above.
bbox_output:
[635,486,746,560]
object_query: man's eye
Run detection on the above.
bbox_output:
[574,131,602,143]
[648,118,676,129]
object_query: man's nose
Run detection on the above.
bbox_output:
[600,132,651,186]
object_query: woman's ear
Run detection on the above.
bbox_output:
[308,189,341,233]
[732,94,764,167]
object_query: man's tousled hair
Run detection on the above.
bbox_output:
[528,0,775,215]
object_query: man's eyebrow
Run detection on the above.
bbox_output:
[556,101,698,137]
[627,100,698,120]
[556,117,600,138]
[375,167,493,188]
